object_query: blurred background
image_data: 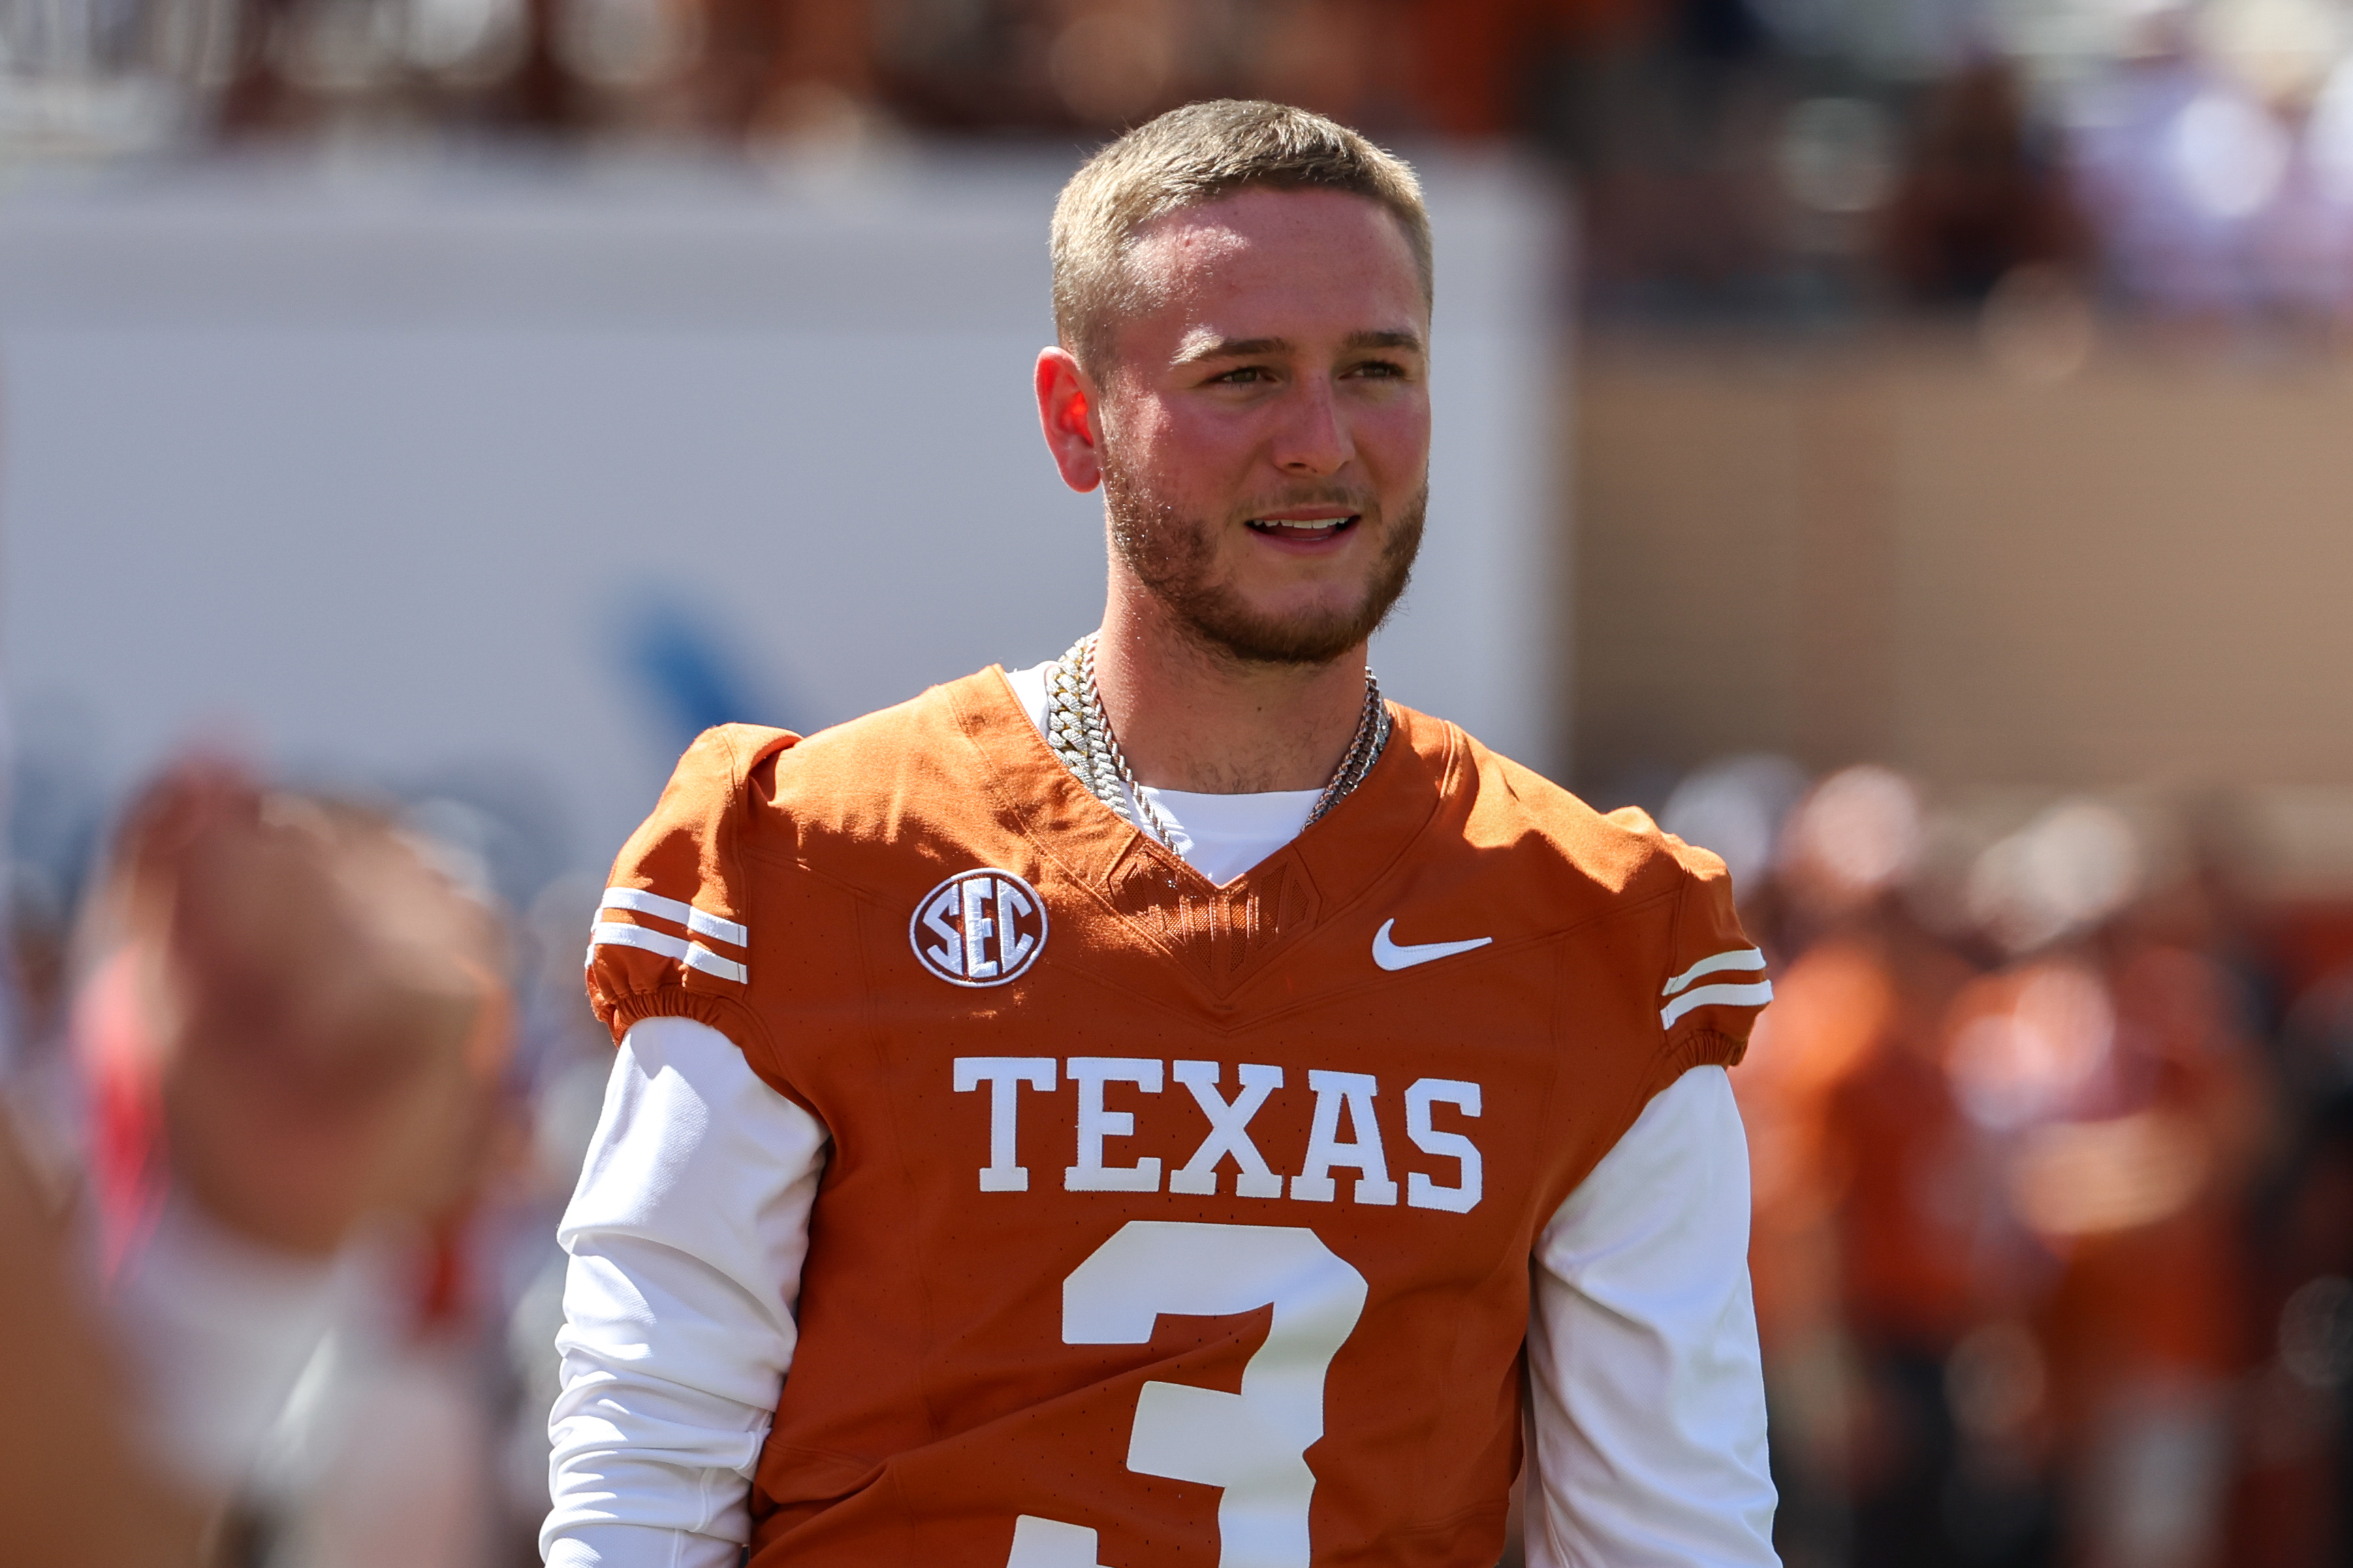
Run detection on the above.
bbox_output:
[2,1,2353,1565]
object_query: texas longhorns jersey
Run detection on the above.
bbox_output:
[586,668,1767,1568]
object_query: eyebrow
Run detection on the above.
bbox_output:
[1173,328,1426,365]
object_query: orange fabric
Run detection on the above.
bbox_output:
[586,669,1767,1567]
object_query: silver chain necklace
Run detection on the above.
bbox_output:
[1044,632,1390,855]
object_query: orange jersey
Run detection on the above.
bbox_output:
[586,669,1765,1568]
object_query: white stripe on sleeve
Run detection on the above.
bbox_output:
[1662,947,1768,997]
[1660,980,1774,1030]
[588,922,750,985]
[599,888,749,948]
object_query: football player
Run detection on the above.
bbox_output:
[546,100,1779,1568]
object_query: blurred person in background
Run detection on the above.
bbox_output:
[1728,770,2301,1568]
[1880,59,2089,306]
[69,757,516,1566]
[1949,800,2268,1568]
[1733,767,2042,1568]
[0,1102,204,1567]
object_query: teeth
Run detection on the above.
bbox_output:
[1252,518,1348,531]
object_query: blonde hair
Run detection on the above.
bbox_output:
[1050,99,1432,375]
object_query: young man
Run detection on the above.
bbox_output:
[546,101,1779,1568]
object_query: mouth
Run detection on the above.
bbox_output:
[1246,513,1361,545]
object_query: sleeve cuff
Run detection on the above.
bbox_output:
[545,1523,744,1568]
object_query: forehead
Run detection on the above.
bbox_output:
[1119,188,1427,346]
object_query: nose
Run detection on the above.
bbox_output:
[1270,376,1353,478]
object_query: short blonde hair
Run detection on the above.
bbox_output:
[1050,99,1433,375]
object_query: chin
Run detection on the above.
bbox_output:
[1180,590,1387,667]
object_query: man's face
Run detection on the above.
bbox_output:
[1092,187,1432,665]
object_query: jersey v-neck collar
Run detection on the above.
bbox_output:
[1000,656,1321,886]
[946,664,1458,1002]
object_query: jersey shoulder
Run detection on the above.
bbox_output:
[1439,720,1772,1063]
[581,676,992,1052]
[584,722,797,1049]
[1440,720,1724,899]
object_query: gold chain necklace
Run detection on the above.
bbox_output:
[1043,632,1390,855]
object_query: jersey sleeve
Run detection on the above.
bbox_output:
[586,724,798,1055]
[1654,841,1772,1076]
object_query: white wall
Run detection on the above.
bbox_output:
[0,148,1566,888]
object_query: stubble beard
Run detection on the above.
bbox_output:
[1102,456,1427,668]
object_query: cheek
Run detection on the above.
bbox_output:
[1124,405,1250,490]
[1355,398,1432,474]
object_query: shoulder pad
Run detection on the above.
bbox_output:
[584,724,795,1045]
[1656,841,1771,1062]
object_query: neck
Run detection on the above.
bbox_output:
[1092,582,1370,795]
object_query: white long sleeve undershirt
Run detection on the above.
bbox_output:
[544,666,1778,1567]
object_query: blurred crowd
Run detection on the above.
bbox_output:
[0,753,619,1567]
[1658,756,2353,1568]
[10,0,2353,329]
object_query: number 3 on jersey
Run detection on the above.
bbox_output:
[1007,1221,1369,1568]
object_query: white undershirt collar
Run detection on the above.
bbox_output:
[1002,660,1317,887]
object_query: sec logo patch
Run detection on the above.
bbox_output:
[911,869,1048,987]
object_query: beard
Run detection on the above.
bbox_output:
[1102,458,1427,667]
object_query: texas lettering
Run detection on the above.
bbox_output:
[951,1056,1485,1213]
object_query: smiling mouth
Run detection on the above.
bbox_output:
[1246,515,1360,543]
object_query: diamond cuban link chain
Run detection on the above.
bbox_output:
[1044,632,1390,858]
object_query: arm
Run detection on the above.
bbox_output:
[543,1015,827,1568]
[1526,1066,1780,1568]
[0,1113,205,1566]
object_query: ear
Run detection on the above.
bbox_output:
[1035,346,1103,494]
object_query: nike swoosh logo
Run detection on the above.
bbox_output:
[1372,918,1494,972]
